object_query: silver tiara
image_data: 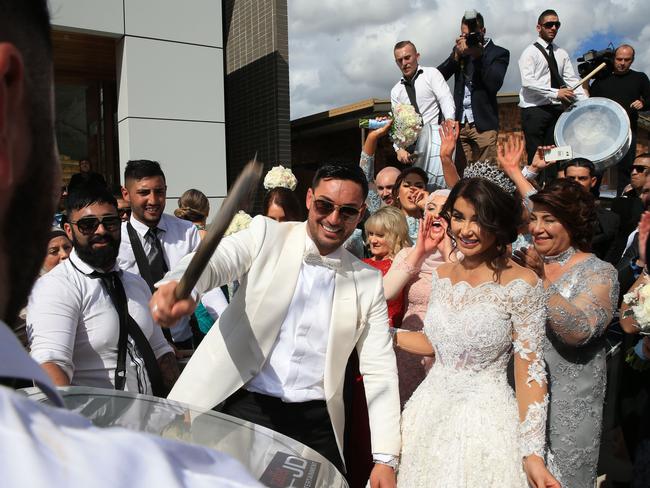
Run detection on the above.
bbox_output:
[462,160,516,194]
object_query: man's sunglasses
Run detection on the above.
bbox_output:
[312,199,362,222]
[118,207,132,218]
[542,21,561,29]
[70,215,122,234]
[631,165,649,174]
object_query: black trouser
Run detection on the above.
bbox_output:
[521,104,564,184]
[221,389,345,473]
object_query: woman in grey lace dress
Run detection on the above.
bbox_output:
[514,179,619,488]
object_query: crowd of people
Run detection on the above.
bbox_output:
[2,2,650,488]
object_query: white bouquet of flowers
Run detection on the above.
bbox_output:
[224,210,252,237]
[263,165,297,191]
[623,279,650,335]
[390,103,423,149]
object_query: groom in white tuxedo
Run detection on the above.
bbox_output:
[151,164,400,487]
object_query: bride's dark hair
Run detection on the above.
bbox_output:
[441,177,521,276]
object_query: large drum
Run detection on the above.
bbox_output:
[554,97,631,173]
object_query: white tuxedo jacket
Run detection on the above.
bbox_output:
[165,216,401,458]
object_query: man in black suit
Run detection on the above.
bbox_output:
[437,11,509,169]
[564,158,620,260]
[607,153,650,263]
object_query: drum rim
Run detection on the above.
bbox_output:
[554,97,631,164]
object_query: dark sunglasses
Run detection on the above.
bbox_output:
[118,207,132,218]
[70,215,122,234]
[631,165,649,174]
[542,21,561,29]
[313,199,361,222]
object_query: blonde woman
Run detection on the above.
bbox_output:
[363,205,412,325]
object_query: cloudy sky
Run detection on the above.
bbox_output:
[288,0,650,120]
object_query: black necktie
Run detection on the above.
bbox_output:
[402,69,423,114]
[547,44,560,89]
[145,228,168,283]
[91,270,167,396]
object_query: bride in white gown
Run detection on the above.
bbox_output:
[393,174,560,487]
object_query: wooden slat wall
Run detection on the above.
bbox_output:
[52,30,118,83]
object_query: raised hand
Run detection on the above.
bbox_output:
[497,136,525,176]
[371,116,393,138]
[531,145,558,172]
[410,187,430,210]
[512,246,545,279]
[439,120,459,160]
[416,213,447,256]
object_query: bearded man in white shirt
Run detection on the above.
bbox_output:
[391,41,456,185]
[151,163,401,487]
[518,9,586,180]
[27,184,178,395]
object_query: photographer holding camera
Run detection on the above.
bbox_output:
[588,45,650,195]
[518,9,586,181]
[438,10,509,168]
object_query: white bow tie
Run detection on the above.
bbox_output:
[303,251,341,270]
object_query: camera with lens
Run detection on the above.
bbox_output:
[577,44,614,79]
[463,9,484,48]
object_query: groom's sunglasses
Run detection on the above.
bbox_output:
[312,199,362,222]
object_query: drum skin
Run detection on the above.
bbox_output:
[554,97,631,172]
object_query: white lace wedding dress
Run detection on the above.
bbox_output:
[397,270,549,487]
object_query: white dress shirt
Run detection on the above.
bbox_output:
[518,37,586,108]
[246,236,338,402]
[117,213,201,342]
[0,321,262,488]
[27,250,173,394]
[391,66,456,125]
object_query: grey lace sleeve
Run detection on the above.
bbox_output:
[546,260,619,346]
[511,280,549,459]
[360,151,381,214]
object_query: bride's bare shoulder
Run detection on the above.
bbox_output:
[501,260,539,287]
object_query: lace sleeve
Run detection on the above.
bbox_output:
[360,151,382,214]
[546,260,619,346]
[383,247,417,301]
[511,280,548,459]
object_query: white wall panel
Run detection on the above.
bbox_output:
[124,0,223,48]
[117,36,224,123]
[118,118,227,199]
[49,0,124,36]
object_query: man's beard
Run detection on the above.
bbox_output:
[4,115,57,327]
[72,232,120,271]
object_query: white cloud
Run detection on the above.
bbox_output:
[288,0,650,119]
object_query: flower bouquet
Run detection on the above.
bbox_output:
[389,103,423,149]
[263,165,298,191]
[622,279,650,335]
[224,210,252,237]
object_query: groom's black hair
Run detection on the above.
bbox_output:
[312,164,369,200]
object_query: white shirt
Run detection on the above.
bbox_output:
[117,213,201,342]
[518,37,586,108]
[391,65,456,126]
[27,250,173,394]
[246,236,338,402]
[0,322,262,488]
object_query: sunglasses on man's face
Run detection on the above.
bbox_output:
[542,21,561,29]
[631,165,649,174]
[312,198,362,222]
[70,215,122,234]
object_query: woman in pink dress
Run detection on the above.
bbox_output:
[384,190,456,408]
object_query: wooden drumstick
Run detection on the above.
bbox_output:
[174,157,263,300]
[570,62,607,91]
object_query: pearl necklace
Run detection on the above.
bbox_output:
[543,246,576,266]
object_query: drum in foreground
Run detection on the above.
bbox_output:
[554,97,631,173]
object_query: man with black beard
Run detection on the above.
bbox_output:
[27,184,179,395]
